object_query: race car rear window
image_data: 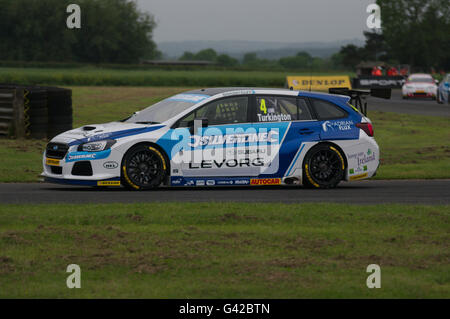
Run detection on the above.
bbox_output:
[310,99,347,120]
[255,96,311,122]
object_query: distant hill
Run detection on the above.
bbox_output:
[157,39,365,60]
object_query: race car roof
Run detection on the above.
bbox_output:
[185,87,292,96]
[185,87,350,104]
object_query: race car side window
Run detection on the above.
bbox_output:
[297,98,313,120]
[177,96,249,127]
[254,96,312,122]
[255,96,298,122]
[310,98,347,120]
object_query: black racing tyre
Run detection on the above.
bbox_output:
[121,144,167,190]
[48,107,72,117]
[27,90,47,101]
[29,124,47,139]
[29,116,48,125]
[49,115,73,125]
[28,107,48,118]
[28,99,48,109]
[303,144,345,189]
[47,123,72,136]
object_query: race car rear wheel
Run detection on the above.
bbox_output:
[303,144,345,189]
[121,144,167,190]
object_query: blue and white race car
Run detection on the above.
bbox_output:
[42,88,379,189]
[437,73,450,104]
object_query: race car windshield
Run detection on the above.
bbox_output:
[409,77,434,83]
[124,94,209,124]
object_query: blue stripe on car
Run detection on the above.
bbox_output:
[68,125,165,146]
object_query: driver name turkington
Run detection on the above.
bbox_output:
[257,113,291,122]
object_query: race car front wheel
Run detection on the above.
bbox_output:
[303,144,345,189]
[121,144,167,190]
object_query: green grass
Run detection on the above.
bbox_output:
[369,110,450,179]
[0,202,448,298]
[0,86,448,182]
[0,67,354,87]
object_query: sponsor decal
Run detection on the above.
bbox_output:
[171,178,183,185]
[217,180,234,185]
[97,180,120,186]
[103,161,118,169]
[234,179,250,185]
[46,158,60,166]
[348,149,376,174]
[167,94,209,103]
[322,120,354,132]
[221,90,255,97]
[168,126,283,175]
[354,76,405,89]
[188,158,264,169]
[250,178,281,185]
[188,131,279,148]
[349,173,368,181]
[170,177,251,186]
[257,113,291,122]
[66,150,111,162]
[287,75,352,90]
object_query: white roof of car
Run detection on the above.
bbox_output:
[409,73,433,78]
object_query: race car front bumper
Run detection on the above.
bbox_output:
[41,143,122,186]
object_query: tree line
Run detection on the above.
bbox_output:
[0,0,160,64]
[337,0,449,71]
[178,49,344,70]
[0,0,447,71]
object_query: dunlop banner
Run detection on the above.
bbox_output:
[286,75,352,91]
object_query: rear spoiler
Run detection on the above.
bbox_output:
[328,88,391,116]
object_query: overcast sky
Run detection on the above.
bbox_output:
[137,0,375,43]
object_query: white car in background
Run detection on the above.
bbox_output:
[402,73,438,99]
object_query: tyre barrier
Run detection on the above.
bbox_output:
[0,84,72,139]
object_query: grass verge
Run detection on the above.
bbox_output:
[0,202,448,298]
[0,67,354,87]
[0,87,448,181]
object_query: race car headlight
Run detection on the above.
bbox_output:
[78,140,116,152]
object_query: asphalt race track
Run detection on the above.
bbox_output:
[0,180,448,205]
[367,89,450,117]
